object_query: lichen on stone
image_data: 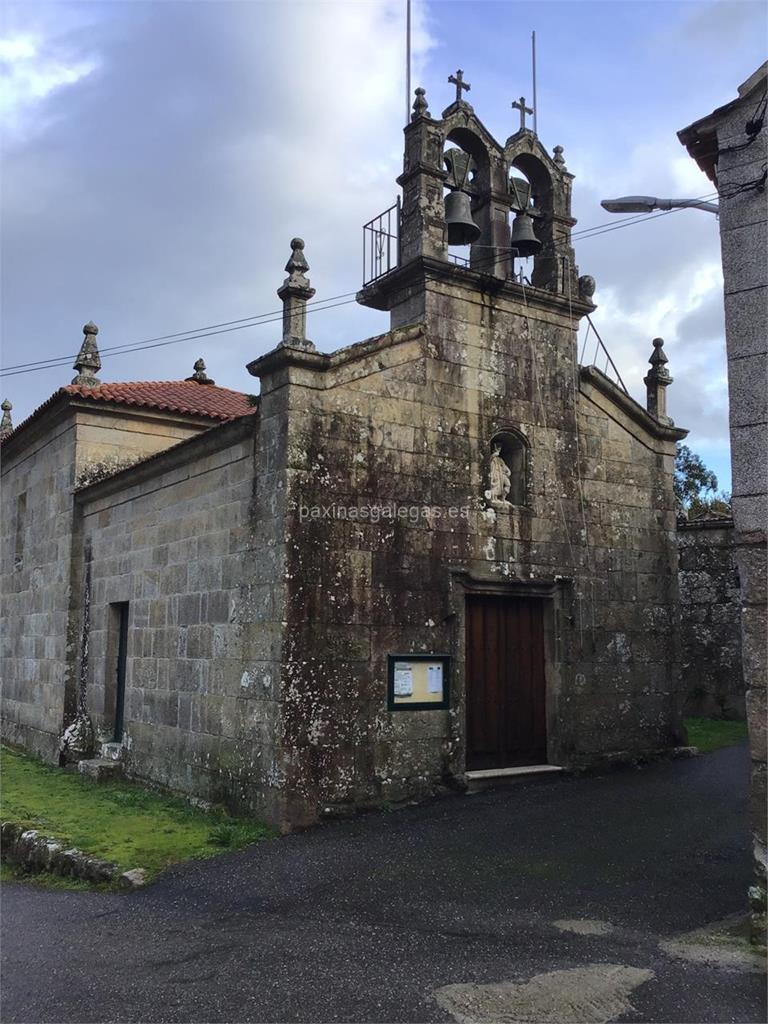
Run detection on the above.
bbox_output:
[75,453,144,489]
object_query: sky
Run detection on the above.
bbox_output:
[2,0,766,490]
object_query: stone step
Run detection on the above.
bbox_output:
[465,764,564,793]
[100,742,125,762]
[78,758,124,783]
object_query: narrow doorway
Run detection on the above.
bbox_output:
[106,602,129,743]
[465,594,547,770]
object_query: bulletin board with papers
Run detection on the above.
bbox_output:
[387,655,450,710]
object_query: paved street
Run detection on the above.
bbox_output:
[2,743,765,1023]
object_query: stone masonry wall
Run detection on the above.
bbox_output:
[262,271,683,825]
[678,521,744,719]
[716,73,768,924]
[1,413,78,761]
[0,402,217,763]
[75,416,286,822]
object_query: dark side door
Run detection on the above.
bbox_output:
[465,595,547,770]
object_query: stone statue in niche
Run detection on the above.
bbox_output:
[484,443,512,507]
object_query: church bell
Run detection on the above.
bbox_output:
[510,211,541,258]
[445,190,481,246]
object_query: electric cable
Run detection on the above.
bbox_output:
[1,292,358,374]
[0,297,359,379]
[5,183,752,383]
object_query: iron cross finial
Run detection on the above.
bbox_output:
[512,96,534,131]
[448,69,470,104]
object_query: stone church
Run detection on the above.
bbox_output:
[1,77,688,830]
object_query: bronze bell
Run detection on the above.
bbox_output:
[445,190,481,246]
[510,211,541,257]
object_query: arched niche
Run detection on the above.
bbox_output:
[484,428,531,509]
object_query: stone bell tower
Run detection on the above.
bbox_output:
[358,71,593,327]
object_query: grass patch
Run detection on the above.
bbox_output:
[0,746,274,883]
[0,861,110,892]
[685,717,749,754]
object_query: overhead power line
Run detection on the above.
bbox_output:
[0,297,359,380]
[1,188,726,382]
[2,291,358,374]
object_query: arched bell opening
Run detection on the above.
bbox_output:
[443,127,493,265]
[443,147,481,253]
[508,154,554,282]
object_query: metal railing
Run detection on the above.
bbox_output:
[362,199,400,285]
[579,315,629,394]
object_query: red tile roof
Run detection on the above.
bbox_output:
[62,380,254,421]
[1,380,256,448]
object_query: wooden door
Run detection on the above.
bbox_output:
[465,595,547,770]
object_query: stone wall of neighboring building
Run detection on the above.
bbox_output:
[717,72,768,937]
[679,61,768,939]
[678,519,744,719]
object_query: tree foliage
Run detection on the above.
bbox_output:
[674,444,731,518]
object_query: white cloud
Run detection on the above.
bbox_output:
[0,26,99,143]
[0,0,740,490]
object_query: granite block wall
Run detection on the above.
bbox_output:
[75,416,286,822]
[252,270,685,824]
[717,75,768,928]
[0,415,78,761]
[678,521,744,719]
[0,402,219,763]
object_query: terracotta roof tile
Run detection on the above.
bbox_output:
[62,380,254,420]
[1,380,255,447]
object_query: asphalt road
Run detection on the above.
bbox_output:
[2,743,764,1023]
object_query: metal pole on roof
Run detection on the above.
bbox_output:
[532,31,538,135]
[406,0,412,126]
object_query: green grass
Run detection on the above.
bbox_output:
[0,746,274,884]
[685,717,749,754]
[0,861,110,892]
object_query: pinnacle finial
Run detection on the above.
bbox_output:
[186,357,215,385]
[553,145,566,167]
[72,321,102,387]
[649,336,669,371]
[644,337,673,423]
[0,399,13,438]
[277,237,316,350]
[285,237,310,278]
[412,87,430,121]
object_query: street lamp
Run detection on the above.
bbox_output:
[601,195,719,214]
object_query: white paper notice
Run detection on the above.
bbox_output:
[393,663,413,697]
[427,664,443,694]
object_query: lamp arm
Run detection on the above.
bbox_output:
[656,198,720,214]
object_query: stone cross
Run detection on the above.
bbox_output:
[644,337,673,423]
[277,238,316,350]
[448,70,470,104]
[512,96,534,131]
[0,399,13,438]
[71,322,102,387]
